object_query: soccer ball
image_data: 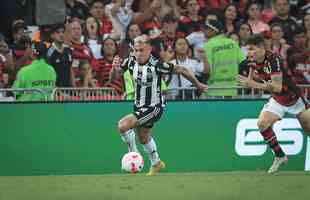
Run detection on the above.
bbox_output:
[121,152,144,173]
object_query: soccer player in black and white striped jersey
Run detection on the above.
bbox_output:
[110,35,208,176]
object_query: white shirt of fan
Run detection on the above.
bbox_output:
[168,58,204,89]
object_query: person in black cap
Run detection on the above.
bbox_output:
[46,23,75,87]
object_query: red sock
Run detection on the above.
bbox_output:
[261,127,285,157]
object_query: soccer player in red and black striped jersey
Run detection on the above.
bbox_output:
[238,34,310,173]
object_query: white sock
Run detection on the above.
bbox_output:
[121,129,139,153]
[143,137,160,166]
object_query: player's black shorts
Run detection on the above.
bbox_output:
[133,105,163,128]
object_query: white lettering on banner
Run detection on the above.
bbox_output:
[306,137,310,171]
[235,119,304,156]
[235,119,266,156]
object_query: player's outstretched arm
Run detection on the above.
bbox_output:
[173,65,208,92]
[237,73,283,93]
[109,56,124,82]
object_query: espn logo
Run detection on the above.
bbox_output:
[235,119,310,171]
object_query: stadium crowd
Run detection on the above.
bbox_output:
[0,0,309,100]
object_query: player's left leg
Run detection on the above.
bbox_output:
[136,126,165,176]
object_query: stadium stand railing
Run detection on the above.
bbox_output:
[0,88,48,102]
[1,85,309,102]
[51,87,122,101]
[165,85,310,100]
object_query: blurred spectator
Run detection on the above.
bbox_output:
[286,27,310,86]
[0,0,33,39]
[167,37,208,99]
[246,1,270,34]
[0,35,13,88]
[150,14,184,60]
[119,23,142,58]
[303,13,310,48]
[177,0,204,36]
[12,42,56,101]
[204,0,230,10]
[159,14,182,50]
[47,23,75,87]
[270,23,290,62]
[262,30,273,51]
[238,22,253,55]
[105,0,134,41]
[140,1,163,39]
[92,38,124,94]
[69,20,94,86]
[269,0,298,45]
[66,0,89,21]
[84,16,103,59]
[165,0,182,19]
[186,11,220,60]
[261,2,276,24]
[203,19,245,97]
[10,20,33,70]
[76,60,97,87]
[222,4,240,35]
[89,0,114,38]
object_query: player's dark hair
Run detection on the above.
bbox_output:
[246,34,265,46]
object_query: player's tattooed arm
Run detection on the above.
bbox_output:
[267,73,283,93]
[237,73,283,93]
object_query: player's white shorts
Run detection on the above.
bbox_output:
[262,97,307,118]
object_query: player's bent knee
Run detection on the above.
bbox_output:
[257,119,269,131]
[118,121,128,134]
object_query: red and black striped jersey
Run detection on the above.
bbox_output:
[71,41,93,85]
[91,58,124,95]
[251,51,302,106]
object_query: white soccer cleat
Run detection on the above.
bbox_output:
[268,155,288,174]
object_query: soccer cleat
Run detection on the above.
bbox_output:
[146,161,166,176]
[268,155,288,174]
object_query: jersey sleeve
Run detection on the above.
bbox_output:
[156,61,174,75]
[269,55,283,75]
[121,55,135,74]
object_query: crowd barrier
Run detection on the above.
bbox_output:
[0,88,48,101]
[0,85,309,102]
[51,87,122,101]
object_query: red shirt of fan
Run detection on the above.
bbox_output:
[91,58,124,95]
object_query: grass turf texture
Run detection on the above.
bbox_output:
[0,172,309,200]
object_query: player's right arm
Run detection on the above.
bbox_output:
[238,56,283,93]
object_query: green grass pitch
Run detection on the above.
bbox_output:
[0,172,309,200]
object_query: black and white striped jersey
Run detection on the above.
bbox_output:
[121,54,174,107]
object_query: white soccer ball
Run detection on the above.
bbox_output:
[121,152,144,173]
